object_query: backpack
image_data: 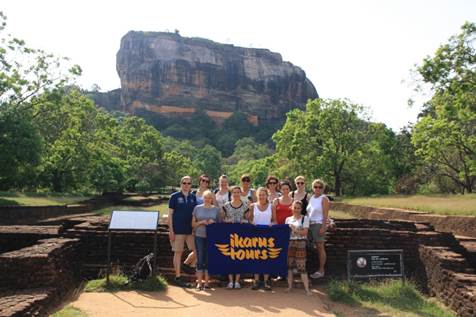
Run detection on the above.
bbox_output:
[128,252,154,282]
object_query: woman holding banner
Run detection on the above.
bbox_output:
[307,179,330,279]
[192,190,222,290]
[222,186,249,289]
[285,200,311,295]
[249,187,277,291]
[182,174,214,273]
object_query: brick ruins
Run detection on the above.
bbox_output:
[0,213,475,316]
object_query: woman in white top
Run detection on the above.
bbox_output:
[306,179,330,279]
[215,175,231,209]
[249,187,276,291]
[285,200,311,295]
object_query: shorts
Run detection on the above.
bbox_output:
[170,234,195,252]
[309,223,326,242]
[287,239,307,273]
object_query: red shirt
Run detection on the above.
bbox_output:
[276,201,293,225]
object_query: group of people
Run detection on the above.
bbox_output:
[168,174,330,295]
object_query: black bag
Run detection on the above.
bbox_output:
[129,253,154,282]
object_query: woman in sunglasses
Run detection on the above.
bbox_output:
[266,175,281,203]
[306,179,330,279]
[292,176,309,215]
[193,174,213,205]
[240,174,257,204]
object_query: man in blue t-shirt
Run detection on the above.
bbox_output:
[168,175,197,287]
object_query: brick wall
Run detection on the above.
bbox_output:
[418,246,476,317]
[332,202,476,237]
[0,205,91,225]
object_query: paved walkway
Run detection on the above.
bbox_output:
[69,285,338,317]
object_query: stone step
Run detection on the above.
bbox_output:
[0,288,54,317]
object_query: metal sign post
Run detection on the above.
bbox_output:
[106,211,160,284]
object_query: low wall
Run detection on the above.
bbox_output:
[332,202,476,237]
[0,215,475,317]
[0,204,91,225]
[0,238,81,317]
[418,246,476,317]
[0,225,62,254]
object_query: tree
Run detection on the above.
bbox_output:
[412,22,476,193]
[0,12,80,110]
[195,145,223,182]
[225,137,272,165]
[273,98,369,196]
[0,108,42,189]
[0,12,80,190]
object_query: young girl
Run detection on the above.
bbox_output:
[285,200,311,295]
[222,186,249,289]
[249,187,277,291]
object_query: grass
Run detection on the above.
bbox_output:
[0,192,90,206]
[330,209,355,219]
[94,203,169,217]
[51,305,88,317]
[342,194,476,216]
[85,274,167,292]
[327,279,456,317]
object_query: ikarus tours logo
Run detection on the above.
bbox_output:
[215,233,282,260]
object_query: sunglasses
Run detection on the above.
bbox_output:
[268,181,277,185]
[182,182,191,185]
[201,179,210,183]
[314,185,323,189]
[241,178,251,182]
[296,182,304,185]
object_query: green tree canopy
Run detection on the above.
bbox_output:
[412,22,476,193]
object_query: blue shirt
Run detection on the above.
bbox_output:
[169,191,197,234]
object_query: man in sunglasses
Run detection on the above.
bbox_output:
[168,175,197,287]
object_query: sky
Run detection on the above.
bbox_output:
[2,0,475,131]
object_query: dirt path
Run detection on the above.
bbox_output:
[67,285,340,317]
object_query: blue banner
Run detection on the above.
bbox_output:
[206,223,290,275]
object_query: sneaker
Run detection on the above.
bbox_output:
[264,283,272,291]
[305,290,312,296]
[181,263,195,274]
[234,282,241,289]
[175,276,191,288]
[203,283,211,290]
[227,282,234,289]
[310,271,325,279]
[251,282,259,290]
[196,283,203,291]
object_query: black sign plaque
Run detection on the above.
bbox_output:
[347,249,404,280]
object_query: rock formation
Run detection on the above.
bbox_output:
[108,31,318,125]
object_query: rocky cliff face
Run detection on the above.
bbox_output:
[115,31,318,125]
